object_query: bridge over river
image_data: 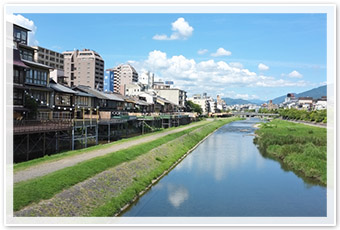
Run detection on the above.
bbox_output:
[231,112,279,118]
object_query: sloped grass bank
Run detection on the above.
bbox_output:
[14,118,237,212]
[254,119,327,185]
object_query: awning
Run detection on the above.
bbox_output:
[125,99,135,104]
[156,98,165,105]
[50,82,76,94]
[13,49,30,69]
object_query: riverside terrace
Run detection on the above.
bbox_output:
[13,81,197,163]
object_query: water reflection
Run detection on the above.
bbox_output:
[167,184,189,208]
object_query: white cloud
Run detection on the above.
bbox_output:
[288,70,303,78]
[197,49,208,55]
[130,50,312,97]
[153,17,194,40]
[7,14,39,46]
[211,48,232,57]
[229,62,244,69]
[258,63,269,71]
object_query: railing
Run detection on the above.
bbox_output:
[13,119,73,134]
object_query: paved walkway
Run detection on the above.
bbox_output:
[14,121,209,183]
[283,119,327,128]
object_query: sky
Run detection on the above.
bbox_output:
[8,13,327,101]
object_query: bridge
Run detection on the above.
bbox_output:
[231,112,279,118]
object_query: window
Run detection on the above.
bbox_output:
[13,88,24,105]
[13,69,24,84]
[76,96,88,106]
[13,27,28,44]
[25,69,48,85]
[30,90,47,105]
[20,49,33,61]
[55,93,71,106]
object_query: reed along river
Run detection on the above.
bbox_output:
[122,118,326,217]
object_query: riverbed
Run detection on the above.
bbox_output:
[122,118,326,217]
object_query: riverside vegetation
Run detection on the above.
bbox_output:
[14,118,240,216]
[254,119,327,185]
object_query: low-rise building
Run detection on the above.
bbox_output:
[188,94,209,114]
[154,88,187,110]
[125,82,145,97]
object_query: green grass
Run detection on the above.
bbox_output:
[254,119,327,185]
[13,119,209,172]
[90,117,241,216]
[14,118,238,212]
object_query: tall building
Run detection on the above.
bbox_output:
[33,46,64,70]
[112,64,138,95]
[104,69,114,92]
[63,49,104,90]
[139,71,154,89]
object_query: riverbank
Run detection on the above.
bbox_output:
[254,119,327,185]
[14,117,240,216]
[13,119,209,182]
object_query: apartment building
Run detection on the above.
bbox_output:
[63,49,104,90]
[154,88,187,109]
[110,64,138,95]
[188,94,210,114]
[33,46,64,70]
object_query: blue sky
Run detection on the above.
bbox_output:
[13,13,327,101]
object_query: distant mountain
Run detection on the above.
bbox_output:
[248,99,266,105]
[222,97,264,105]
[271,85,327,104]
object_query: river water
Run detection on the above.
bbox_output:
[122,118,327,217]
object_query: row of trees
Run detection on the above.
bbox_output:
[279,108,327,123]
[258,108,327,123]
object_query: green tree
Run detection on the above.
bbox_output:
[186,101,203,114]
[24,95,38,119]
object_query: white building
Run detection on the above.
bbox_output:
[125,82,145,96]
[188,94,209,114]
[154,88,187,109]
[139,71,154,89]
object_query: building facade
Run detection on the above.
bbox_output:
[111,64,138,95]
[33,46,64,70]
[139,71,154,89]
[63,49,104,90]
[12,24,53,120]
[154,88,187,109]
[104,69,114,93]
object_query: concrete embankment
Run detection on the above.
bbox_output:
[14,118,237,217]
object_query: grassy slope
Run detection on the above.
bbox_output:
[254,119,327,185]
[14,119,209,172]
[14,118,238,212]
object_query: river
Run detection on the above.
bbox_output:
[122,118,327,217]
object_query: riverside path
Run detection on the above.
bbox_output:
[14,120,210,183]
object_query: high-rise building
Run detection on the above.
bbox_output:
[63,49,104,90]
[111,64,138,95]
[33,46,64,70]
[104,69,114,92]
